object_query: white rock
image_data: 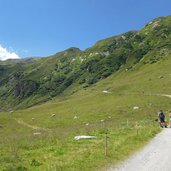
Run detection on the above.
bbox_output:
[33,132,41,135]
[133,106,139,110]
[80,57,84,62]
[74,116,79,119]
[50,114,56,117]
[121,35,126,40]
[74,135,96,140]
[32,118,36,121]
[103,90,109,93]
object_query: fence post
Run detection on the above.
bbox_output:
[105,129,108,156]
[136,121,139,135]
[127,119,129,127]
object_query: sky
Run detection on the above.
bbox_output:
[0,0,171,60]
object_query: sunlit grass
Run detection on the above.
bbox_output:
[0,57,171,170]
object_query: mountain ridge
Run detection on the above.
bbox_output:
[0,15,171,110]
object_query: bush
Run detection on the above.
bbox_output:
[30,159,42,167]
[4,165,28,171]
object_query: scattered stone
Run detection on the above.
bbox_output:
[74,135,96,140]
[33,132,41,135]
[159,76,164,79]
[152,20,160,29]
[133,106,139,110]
[50,114,56,118]
[102,51,110,56]
[74,116,79,120]
[80,57,84,63]
[102,90,109,93]
[32,118,36,121]
[121,35,126,40]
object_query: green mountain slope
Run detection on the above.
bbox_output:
[0,15,171,171]
[0,15,171,110]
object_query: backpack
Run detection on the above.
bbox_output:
[159,112,164,119]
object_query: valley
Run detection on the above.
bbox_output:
[0,15,171,170]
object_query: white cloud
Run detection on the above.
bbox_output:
[0,45,20,61]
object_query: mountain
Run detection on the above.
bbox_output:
[1,15,171,171]
[0,15,171,110]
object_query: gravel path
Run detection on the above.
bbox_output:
[108,128,171,171]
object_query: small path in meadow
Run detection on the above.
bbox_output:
[108,128,171,171]
[15,118,50,131]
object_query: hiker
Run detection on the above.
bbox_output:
[158,110,167,128]
[169,111,171,128]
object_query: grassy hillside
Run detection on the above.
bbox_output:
[0,16,171,110]
[0,48,171,170]
[0,15,171,170]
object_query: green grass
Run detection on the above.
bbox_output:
[1,17,171,171]
[0,40,171,170]
[0,118,160,171]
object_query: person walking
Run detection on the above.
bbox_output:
[158,110,167,128]
[168,111,171,128]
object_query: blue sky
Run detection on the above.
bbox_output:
[0,0,171,59]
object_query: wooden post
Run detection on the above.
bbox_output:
[127,119,129,127]
[103,121,105,129]
[105,129,108,156]
[136,121,138,136]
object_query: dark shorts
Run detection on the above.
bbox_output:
[159,118,165,123]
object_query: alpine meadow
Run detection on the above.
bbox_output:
[0,15,171,171]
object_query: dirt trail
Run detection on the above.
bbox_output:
[108,128,171,171]
[15,118,50,131]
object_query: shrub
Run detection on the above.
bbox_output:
[30,159,42,167]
